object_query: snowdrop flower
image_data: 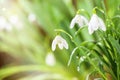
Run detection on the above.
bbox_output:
[88,14,106,34]
[0,16,7,28]
[28,13,36,22]
[0,16,12,31]
[9,15,19,25]
[52,35,68,51]
[70,14,88,29]
[8,15,23,29]
[45,53,56,66]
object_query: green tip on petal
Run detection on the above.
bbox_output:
[92,7,97,14]
[80,9,85,12]
[54,30,60,35]
[56,32,60,35]
[76,10,81,14]
[76,9,85,14]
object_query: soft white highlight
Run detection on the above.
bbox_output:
[45,53,56,66]
[0,16,6,28]
[8,15,23,29]
[0,16,12,31]
[28,13,36,22]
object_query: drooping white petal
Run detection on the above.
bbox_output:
[80,15,88,25]
[88,14,98,34]
[70,15,80,28]
[52,39,57,51]
[75,15,83,27]
[88,23,94,35]
[70,14,88,29]
[88,14,106,34]
[62,39,68,49]
[77,20,84,27]
[51,35,68,51]
[89,14,99,30]
[58,43,64,49]
[58,36,68,49]
[98,18,106,31]
[57,36,65,49]
[70,17,76,29]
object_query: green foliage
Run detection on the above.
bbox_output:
[0,0,120,80]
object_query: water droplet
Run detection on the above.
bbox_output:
[80,56,86,62]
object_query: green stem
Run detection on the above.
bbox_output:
[87,55,108,80]
[54,29,72,39]
[67,47,79,66]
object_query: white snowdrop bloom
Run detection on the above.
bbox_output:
[0,16,7,29]
[52,35,68,51]
[28,13,36,22]
[4,23,12,31]
[8,15,23,29]
[88,14,106,34]
[0,16,13,31]
[45,53,56,66]
[70,14,88,29]
[9,15,19,25]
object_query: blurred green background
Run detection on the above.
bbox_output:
[0,0,120,80]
